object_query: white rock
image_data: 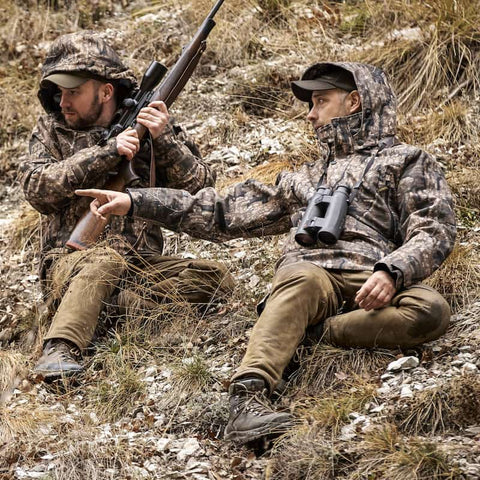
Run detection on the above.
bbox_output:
[177,438,202,461]
[387,356,419,372]
[400,385,413,398]
[376,386,391,395]
[462,362,478,374]
[339,423,357,440]
[369,404,385,414]
[156,438,170,452]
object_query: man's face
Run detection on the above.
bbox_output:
[306,88,355,132]
[58,79,105,129]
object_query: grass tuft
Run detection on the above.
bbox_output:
[425,242,480,313]
[358,425,461,479]
[293,343,394,394]
[395,374,480,435]
[172,354,213,396]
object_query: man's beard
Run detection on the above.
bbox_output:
[63,94,103,129]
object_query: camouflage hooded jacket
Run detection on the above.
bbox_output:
[21,31,214,258]
[127,62,456,289]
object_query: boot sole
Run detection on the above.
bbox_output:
[224,419,293,443]
[34,368,83,381]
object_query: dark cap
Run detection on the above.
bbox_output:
[292,65,357,102]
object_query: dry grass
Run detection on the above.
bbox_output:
[448,168,480,224]
[269,425,353,479]
[0,351,27,404]
[292,344,394,394]
[394,374,480,435]
[0,402,56,443]
[294,376,378,434]
[399,100,480,147]
[354,424,461,480]
[38,430,139,480]
[6,204,41,254]
[350,0,480,115]
[90,364,146,422]
[425,242,480,313]
[171,353,214,396]
[1,0,480,477]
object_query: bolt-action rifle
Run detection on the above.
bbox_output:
[66,0,225,250]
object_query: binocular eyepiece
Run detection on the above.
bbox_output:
[295,185,351,246]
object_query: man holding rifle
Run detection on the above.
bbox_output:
[77,62,456,443]
[21,31,233,380]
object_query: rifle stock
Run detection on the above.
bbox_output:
[66,0,225,250]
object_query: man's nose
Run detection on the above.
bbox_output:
[307,106,316,123]
[59,94,69,108]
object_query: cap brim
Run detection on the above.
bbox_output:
[42,73,88,88]
[291,79,337,102]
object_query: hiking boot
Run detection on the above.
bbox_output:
[34,339,83,380]
[224,377,293,444]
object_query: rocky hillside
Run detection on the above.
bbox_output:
[1,1,480,479]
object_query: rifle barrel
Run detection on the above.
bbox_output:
[208,0,225,18]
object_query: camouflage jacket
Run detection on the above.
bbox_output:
[21,31,214,258]
[127,62,456,289]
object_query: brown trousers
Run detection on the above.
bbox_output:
[233,262,450,393]
[43,247,234,350]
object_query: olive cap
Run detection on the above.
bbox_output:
[42,73,89,89]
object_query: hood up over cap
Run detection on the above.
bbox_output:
[38,30,138,114]
[292,62,397,151]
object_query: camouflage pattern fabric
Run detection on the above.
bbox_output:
[21,32,215,258]
[127,62,456,289]
[37,31,138,113]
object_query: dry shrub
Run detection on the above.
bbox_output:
[356,424,461,480]
[0,351,27,404]
[90,364,146,422]
[171,353,213,397]
[6,204,41,254]
[0,352,56,442]
[425,242,480,313]
[43,432,138,480]
[269,424,355,480]
[448,166,480,224]
[294,376,377,434]
[395,374,480,435]
[399,100,480,146]
[0,403,55,444]
[350,0,480,114]
[132,0,335,71]
[293,344,394,394]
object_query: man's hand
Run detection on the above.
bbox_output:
[136,100,169,140]
[75,189,131,220]
[116,127,139,160]
[354,270,396,311]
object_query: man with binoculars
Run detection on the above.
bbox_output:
[76,62,457,444]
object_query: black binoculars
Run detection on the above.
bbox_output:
[295,185,351,246]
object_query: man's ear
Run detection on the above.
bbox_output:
[100,83,114,103]
[348,90,362,113]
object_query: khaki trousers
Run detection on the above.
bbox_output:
[43,248,233,350]
[233,262,450,393]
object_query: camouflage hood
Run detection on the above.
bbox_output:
[301,62,397,154]
[38,31,137,114]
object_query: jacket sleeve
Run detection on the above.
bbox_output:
[375,151,456,288]
[21,118,121,215]
[151,122,215,193]
[127,176,298,242]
